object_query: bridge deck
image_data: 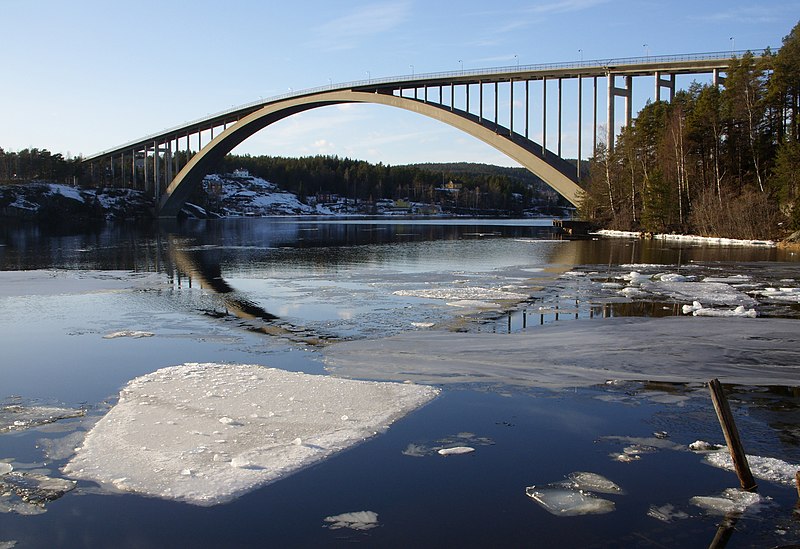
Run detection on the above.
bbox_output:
[83,50,761,162]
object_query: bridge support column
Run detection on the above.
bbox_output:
[655,71,676,101]
[577,76,582,179]
[510,79,514,135]
[494,81,498,126]
[713,69,724,87]
[606,73,633,151]
[525,80,529,139]
[144,146,149,193]
[479,81,483,122]
[593,76,598,156]
[153,141,160,201]
[557,78,563,157]
[542,79,547,154]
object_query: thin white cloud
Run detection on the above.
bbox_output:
[466,0,609,46]
[313,2,412,50]
[691,4,794,25]
[525,0,609,15]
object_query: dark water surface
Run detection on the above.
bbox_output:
[1,218,799,548]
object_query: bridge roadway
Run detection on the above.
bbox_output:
[83,50,759,217]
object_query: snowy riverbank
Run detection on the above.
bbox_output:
[594,229,777,248]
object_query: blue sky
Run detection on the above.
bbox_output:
[3,0,797,166]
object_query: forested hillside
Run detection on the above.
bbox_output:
[580,22,800,239]
[215,155,569,213]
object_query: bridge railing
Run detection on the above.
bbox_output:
[85,49,768,161]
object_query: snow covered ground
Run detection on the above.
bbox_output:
[594,229,776,248]
[0,182,151,221]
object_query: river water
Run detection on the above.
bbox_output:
[1,217,799,548]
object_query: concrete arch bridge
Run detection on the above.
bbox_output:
[83,51,755,218]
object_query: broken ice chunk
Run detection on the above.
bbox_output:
[704,452,800,486]
[690,488,772,516]
[103,330,154,339]
[0,472,76,506]
[647,503,689,522]
[0,403,85,434]
[525,485,615,516]
[437,446,475,456]
[324,510,379,530]
[688,440,722,452]
[0,463,12,476]
[567,472,623,494]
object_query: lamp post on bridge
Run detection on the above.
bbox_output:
[514,54,519,68]
[410,64,414,77]
[730,37,735,53]
[578,49,583,62]
[459,59,463,74]
[643,43,649,58]
[366,70,371,82]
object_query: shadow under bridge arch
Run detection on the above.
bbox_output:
[159,90,584,217]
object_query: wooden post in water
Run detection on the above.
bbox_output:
[708,378,757,491]
[795,470,800,499]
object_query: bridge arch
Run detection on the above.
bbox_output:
[158,90,583,217]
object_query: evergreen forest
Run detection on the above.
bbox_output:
[579,22,800,239]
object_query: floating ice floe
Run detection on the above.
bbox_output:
[0,541,17,549]
[647,503,689,522]
[446,299,502,310]
[102,330,155,339]
[622,271,652,284]
[402,432,493,458]
[602,435,683,463]
[0,403,85,434]
[757,287,800,303]
[526,472,622,516]
[38,432,88,461]
[702,275,751,284]
[690,488,772,516]
[619,286,648,298]
[64,363,438,506]
[437,446,475,456]
[410,322,435,328]
[566,472,624,494]
[0,463,11,475]
[703,451,800,486]
[657,273,692,283]
[393,287,529,302]
[688,440,723,452]
[324,511,379,531]
[526,485,616,516]
[681,301,757,318]
[0,472,76,510]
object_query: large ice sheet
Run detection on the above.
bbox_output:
[325,317,800,388]
[64,363,438,506]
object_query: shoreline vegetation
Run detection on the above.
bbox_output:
[579,22,800,243]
